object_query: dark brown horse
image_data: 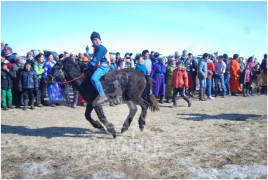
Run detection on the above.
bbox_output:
[46,57,159,138]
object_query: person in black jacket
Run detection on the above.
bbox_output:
[1,63,15,110]
[19,63,39,110]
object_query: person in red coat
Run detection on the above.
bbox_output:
[206,57,216,99]
[230,54,242,96]
[170,62,192,108]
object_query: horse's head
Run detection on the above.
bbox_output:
[45,60,66,85]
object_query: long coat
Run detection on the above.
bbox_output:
[230,59,242,93]
[150,62,166,97]
[165,65,175,97]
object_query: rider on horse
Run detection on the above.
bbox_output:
[86,31,110,106]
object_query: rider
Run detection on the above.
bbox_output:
[86,31,110,106]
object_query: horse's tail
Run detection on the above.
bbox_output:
[145,76,160,112]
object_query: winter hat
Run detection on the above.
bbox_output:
[4,46,12,53]
[154,52,160,58]
[90,31,101,41]
[81,56,89,62]
[14,54,22,60]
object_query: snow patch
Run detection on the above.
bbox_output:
[189,163,267,179]
[20,160,55,178]
[86,172,126,179]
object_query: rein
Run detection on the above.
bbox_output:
[50,68,88,85]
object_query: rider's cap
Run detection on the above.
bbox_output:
[90,31,101,41]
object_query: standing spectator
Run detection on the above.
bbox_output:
[26,51,35,67]
[239,57,245,73]
[1,52,13,70]
[70,53,79,108]
[142,50,152,76]
[252,64,262,96]
[223,54,231,96]
[11,55,24,108]
[34,53,46,107]
[198,53,209,101]
[86,45,89,54]
[1,41,5,51]
[179,50,188,65]
[77,52,84,65]
[170,62,191,108]
[19,63,39,110]
[115,52,121,69]
[165,57,176,102]
[120,53,128,69]
[124,53,134,68]
[206,56,215,100]
[43,52,57,106]
[3,46,15,63]
[230,54,242,96]
[135,55,147,75]
[150,56,166,103]
[210,54,218,95]
[149,51,157,63]
[189,53,198,92]
[240,63,253,97]
[1,63,15,110]
[63,51,69,58]
[183,52,194,97]
[109,55,118,71]
[214,55,226,98]
[174,51,181,62]
[260,54,267,75]
[247,57,254,69]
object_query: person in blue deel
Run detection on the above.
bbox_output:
[86,31,110,106]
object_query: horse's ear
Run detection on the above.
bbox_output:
[57,60,63,68]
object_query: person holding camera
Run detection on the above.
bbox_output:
[19,63,39,110]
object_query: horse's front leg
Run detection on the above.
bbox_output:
[94,105,116,138]
[121,101,138,134]
[85,103,103,129]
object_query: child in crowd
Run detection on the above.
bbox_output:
[240,63,253,97]
[135,55,147,75]
[170,62,192,108]
[1,63,15,110]
[19,63,39,110]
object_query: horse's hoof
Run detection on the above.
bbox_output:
[121,128,128,134]
[109,129,117,138]
[139,125,144,132]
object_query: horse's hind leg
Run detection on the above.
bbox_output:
[133,97,149,131]
[121,101,138,134]
[94,105,116,138]
[85,103,103,129]
[139,106,148,131]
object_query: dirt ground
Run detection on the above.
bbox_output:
[1,94,267,179]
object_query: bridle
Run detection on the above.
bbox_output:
[48,67,88,85]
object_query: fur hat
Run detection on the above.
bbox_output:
[90,31,101,41]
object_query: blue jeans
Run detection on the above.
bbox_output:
[199,77,206,90]
[224,74,231,94]
[215,74,226,96]
[173,88,186,98]
[87,62,110,94]
[206,77,212,97]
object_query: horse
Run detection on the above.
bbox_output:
[45,57,160,138]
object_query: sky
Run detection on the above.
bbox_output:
[1,1,267,61]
